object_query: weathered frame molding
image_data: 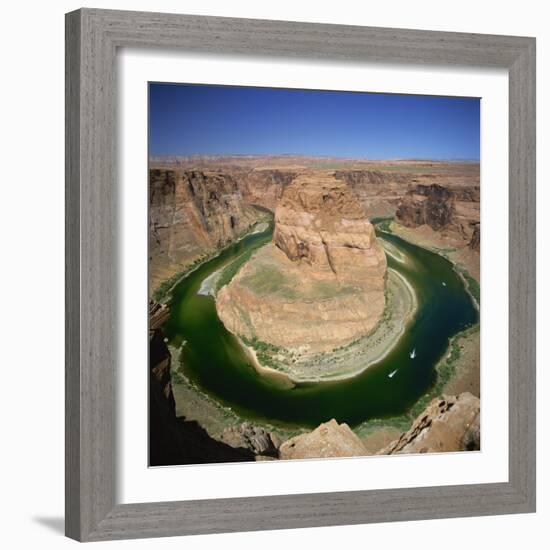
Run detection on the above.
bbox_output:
[65,8,536,541]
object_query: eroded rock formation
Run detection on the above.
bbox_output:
[397,184,455,229]
[334,169,412,217]
[219,423,280,458]
[151,156,480,220]
[273,174,387,283]
[277,393,480,460]
[279,419,367,459]
[149,169,261,290]
[396,184,480,247]
[380,392,480,455]
[216,174,387,353]
[239,169,297,210]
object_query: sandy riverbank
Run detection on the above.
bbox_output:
[235,337,296,389]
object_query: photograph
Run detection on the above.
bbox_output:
[2,0,541,546]
[148,83,481,466]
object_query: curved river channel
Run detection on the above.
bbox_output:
[163,223,478,430]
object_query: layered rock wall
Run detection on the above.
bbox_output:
[396,184,480,247]
[149,169,260,290]
[238,169,297,210]
[380,393,480,455]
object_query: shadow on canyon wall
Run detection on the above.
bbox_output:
[149,320,255,466]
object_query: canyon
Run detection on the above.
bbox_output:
[148,155,481,464]
[149,156,480,296]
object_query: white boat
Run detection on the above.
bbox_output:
[442,282,447,286]
[409,348,416,359]
[388,369,398,378]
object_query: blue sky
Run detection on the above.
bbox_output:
[149,83,480,160]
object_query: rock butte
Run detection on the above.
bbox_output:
[216,173,387,353]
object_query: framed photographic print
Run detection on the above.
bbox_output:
[65,8,536,542]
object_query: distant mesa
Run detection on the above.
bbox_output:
[216,173,387,354]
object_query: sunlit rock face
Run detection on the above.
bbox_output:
[379,393,481,455]
[216,173,387,354]
[273,174,387,284]
[149,169,260,291]
[279,419,368,460]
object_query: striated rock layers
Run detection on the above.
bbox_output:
[272,174,387,283]
[279,419,367,460]
[396,184,480,248]
[149,169,261,290]
[334,169,413,218]
[216,174,387,353]
[239,169,297,210]
[380,392,480,455]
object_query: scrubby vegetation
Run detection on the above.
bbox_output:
[242,335,289,371]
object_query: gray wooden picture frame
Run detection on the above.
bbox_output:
[65,8,536,542]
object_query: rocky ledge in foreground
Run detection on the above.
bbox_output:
[279,419,367,460]
[379,392,480,455]
[277,392,480,460]
[216,173,387,354]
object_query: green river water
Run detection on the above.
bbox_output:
[163,223,478,430]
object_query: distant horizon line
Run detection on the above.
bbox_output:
[149,153,480,163]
